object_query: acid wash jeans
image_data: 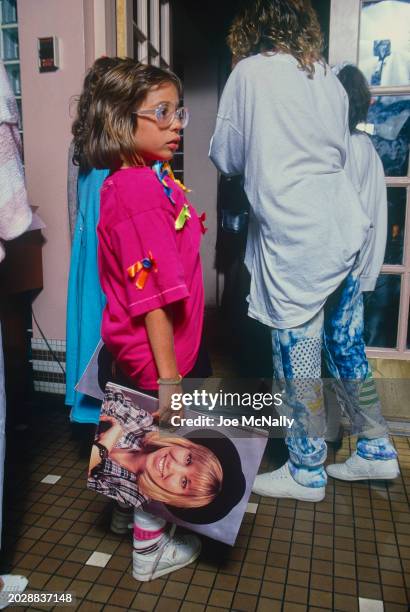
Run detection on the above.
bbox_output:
[271,273,397,488]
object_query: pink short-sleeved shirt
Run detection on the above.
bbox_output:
[97,166,205,390]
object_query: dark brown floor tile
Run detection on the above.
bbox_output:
[77,601,103,612]
[108,587,136,608]
[213,573,237,590]
[14,538,36,553]
[117,573,139,591]
[312,546,333,562]
[34,516,56,529]
[56,561,82,579]
[252,525,271,539]
[58,533,83,547]
[260,581,284,600]
[26,572,50,589]
[162,580,188,599]
[293,531,312,546]
[181,604,205,612]
[282,603,307,612]
[334,562,356,580]
[381,570,405,587]
[191,570,214,588]
[139,579,166,595]
[333,593,358,611]
[231,592,258,611]
[291,543,312,558]
[357,566,380,583]
[35,557,63,574]
[333,577,357,595]
[265,551,288,568]
[208,588,234,608]
[76,566,102,582]
[257,597,281,612]
[154,597,181,612]
[310,573,333,592]
[382,585,408,604]
[285,584,308,605]
[217,559,241,576]
[43,574,72,592]
[335,536,355,551]
[106,555,131,572]
[383,605,409,612]
[379,556,403,572]
[66,579,92,599]
[66,549,90,564]
[237,576,260,595]
[248,537,270,552]
[287,569,309,588]
[289,556,310,573]
[169,566,195,583]
[186,585,211,604]
[358,581,382,600]
[240,562,263,579]
[17,553,43,571]
[309,588,333,609]
[40,529,62,544]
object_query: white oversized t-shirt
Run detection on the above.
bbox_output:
[210,53,370,329]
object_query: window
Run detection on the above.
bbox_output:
[358,0,410,359]
[0,0,22,131]
[133,0,170,68]
[330,0,410,359]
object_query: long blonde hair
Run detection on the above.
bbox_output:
[138,432,223,508]
[228,0,324,78]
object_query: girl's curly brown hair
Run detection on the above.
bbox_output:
[71,56,126,170]
[228,0,324,78]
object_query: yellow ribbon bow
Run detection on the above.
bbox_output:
[163,162,191,193]
[175,204,191,231]
[127,251,157,289]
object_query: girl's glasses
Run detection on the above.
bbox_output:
[134,102,189,129]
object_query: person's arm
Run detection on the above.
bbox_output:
[145,307,183,421]
[89,415,124,473]
[209,68,245,176]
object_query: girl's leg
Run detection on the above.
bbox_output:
[323,274,398,480]
[132,507,201,582]
[111,501,133,534]
[253,310,327,501]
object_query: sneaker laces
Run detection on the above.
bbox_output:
[273,464,290,479]
[149,523,177,581]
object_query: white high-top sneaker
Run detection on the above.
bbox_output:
[326,452,400,481]
[0,575,28,610]
[133,529,201,581]
[252,463,325,502]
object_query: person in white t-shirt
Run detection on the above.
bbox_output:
[209,0,398,502]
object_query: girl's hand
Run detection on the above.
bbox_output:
[153,383,184,426]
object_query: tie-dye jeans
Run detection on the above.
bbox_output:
[271,273,397,488]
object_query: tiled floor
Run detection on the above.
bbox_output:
[1,393,409,611]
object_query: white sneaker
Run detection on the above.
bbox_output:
[133,531,201,581]
[252,463,325,502]
[326,452,400,481]
[0,575,28,610]
[110,504,133,534]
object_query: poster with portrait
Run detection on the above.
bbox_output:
[88,382,268,546]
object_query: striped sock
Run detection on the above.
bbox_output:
[133,508,167,555]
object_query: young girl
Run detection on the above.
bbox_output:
[66,57,126,426]
[85,59,207,580]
